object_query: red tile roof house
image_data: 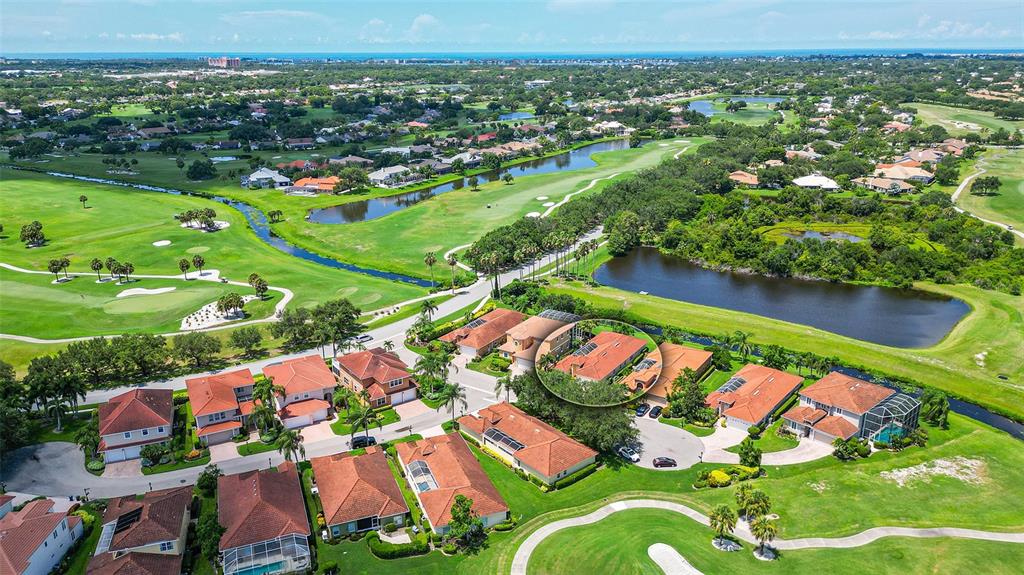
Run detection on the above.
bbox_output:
[333,348,419,407]
[394,433,509,535]
[97,389,174,463]
[0,498,83,575]
[218,463,312,575]
[185,368,256,445]
[88,486,192,575]
[440,308,527,358]
[311,447,409,536]
[705,364,803,431]
[262,355,337,429]
[645,342,714,404]
[495,314,570,370]
[553,330,649,383]
[458,402,597,485]
[782,372,921,444]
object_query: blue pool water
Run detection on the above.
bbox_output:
[233,561,284,575]
[874,424,905,443]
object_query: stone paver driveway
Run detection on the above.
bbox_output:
[394,399,430,420]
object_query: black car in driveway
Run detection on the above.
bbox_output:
[648,405,663,418]
[652,457,677,468]
[350,436,377,449]
[635,403,650,417]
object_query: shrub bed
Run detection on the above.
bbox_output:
[366,531,430,559]
[553,462,599,490]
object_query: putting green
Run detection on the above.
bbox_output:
[186,246,211,254]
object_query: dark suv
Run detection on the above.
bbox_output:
[351,436,377,449]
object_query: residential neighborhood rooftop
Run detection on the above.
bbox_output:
[553,330,648,382]
[311,447,409,528]
[98,388,173,436]
[218,462,310,552]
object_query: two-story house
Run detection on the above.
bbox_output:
[97,389,174,463]
[0,498,83,575]
[334,348,418,407]
[496,311,575,370]
[218,463,311,575]
[262,355,337,429]
[440,308,527,358]
[706,364,804,431]
[186,369,256,445]
[88,487,192,575]
[782,371,921,444]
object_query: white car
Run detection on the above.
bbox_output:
[617,445,640,463]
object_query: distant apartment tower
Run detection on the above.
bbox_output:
[208,56,240,68]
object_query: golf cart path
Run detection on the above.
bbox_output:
[647,543,704,574]
[510,498,1024,575]
[951,151,1024,241]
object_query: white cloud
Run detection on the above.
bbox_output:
[220,10,321,26]
[129,32,183,42]
[406,13,440,42]
[359,18,392,44]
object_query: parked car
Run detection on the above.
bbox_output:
[355,334,373,343]
[350,436,377,449]
[648,405,663,419]
[617,445,640,463]
[652,457,677,468]
[635,403,650,417]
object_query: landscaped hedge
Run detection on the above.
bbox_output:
[553,462,599,490]
[365,531,430,559]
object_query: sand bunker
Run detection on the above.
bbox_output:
[152,240,171,247]
[536,196,549,200]
[542,201,555,207]
[181,221,230,232]
[880,456,986,488]
[117,287,176,298]
[647,544,704,574]
[525,212,541,218]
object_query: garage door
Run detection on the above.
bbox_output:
[284,415,312,429]
[391,389,417,406]
[105,449,126,463]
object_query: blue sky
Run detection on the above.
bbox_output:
[2,0,1021,54]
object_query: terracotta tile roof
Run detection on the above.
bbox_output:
[554,330,648,381]
[729,170,759,186]
[800,372,894,415]
[293,176,340,192]
[0,499,71,575]
[336,348,411,386]
[263,355,336,396]
[195,420,242,437]
[185,368,252,417]
[782,405,827,426]
[457,403,597,477]
[103,487,192,552]
[811,415,859,440]
[395,433,508,529]
[87,551,183,575]
[278,398,330,419]
[440,309,527,351]
[99,389,173,436]
[498,316,567,360]
[647,343,713,399]
[706,364,803,426]
[0,495,13,508]
[311,448,408,527]
[218,462,310,551]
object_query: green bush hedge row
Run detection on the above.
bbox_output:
[365,531,430,559]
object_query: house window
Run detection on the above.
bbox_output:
[159,541,174,552]
[158,427,164,434]
[303,393,309,399]
[123,432,131,439]
[141,429,149,437]
[388,379,403,389]
[374,398,386,407]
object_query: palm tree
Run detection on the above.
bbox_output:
[74,416,100,458]
[494,375,512,402]
[749,516,778,558]
[436,382,468,422]
[192,254,206,276]
[79,195,88,208]
[48,259,62,281]
[346,403,382,442]
[178,258,191,279]
[421,298,438,320]
[731,330,753,361]
[105,257,118,280]
[734,483,753,517]
[252,402,277,435]
[274,428,306,462]
[514,247,527,279]
[254,376,285,408]
[90,258,103,280]
[708,505,737,548]
[383,340,395,353]
[446,253,459,294]
[744,490,772,521]
[333,386,355,414]
[424,251,438,288]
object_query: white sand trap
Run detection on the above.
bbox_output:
[542,202,555,207]
[647,544,704,575]
[117,287,176,298]
[152,240,172,247]
[525,212,541,218]
[880,456,986,488]
[181,221,230,232]
[536,196,549,200]
[181,295,258,330]
[659,143,669,147]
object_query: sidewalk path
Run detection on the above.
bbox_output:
[510,498,1024,575]
[950,151,1024,241]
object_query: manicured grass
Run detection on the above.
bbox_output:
[659,417,716,437]
[27,410,94,445]
[0,168,424,349]
[330,406,401,436]
[526,507,1024,575]
[236,439,279,456]
[683,96,783,126]
[0,266,274,338]
[758,221,945,252]
[467,352,511,377]
[141,453,210,475]
[63,504,102,575]
[549,275,1024,421]
[725,419,799,454]
[958,148,1024,242]
[905,102,1024,136]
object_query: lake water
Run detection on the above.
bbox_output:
[498,111,535,121]
[307,139,630,224]
[688,96,783,117]
[593,247,969,348]
[784,230,865,243]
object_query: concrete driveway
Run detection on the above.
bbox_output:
[300,420,336,443]
[102,460,142,478]
[633,416,704,470]
[209,441,241,463]
[394,399,431,420]
[763,437,833,465]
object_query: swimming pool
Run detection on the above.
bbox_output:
[873,423,905,443]
[231,561,284,575]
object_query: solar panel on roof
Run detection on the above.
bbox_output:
[484,427,525,452]
[715,377,746,394]
[634,358,657,371]
[538,309,582,323]
[113,507,142,534]
[465,318,487,329]
[573,342,598,356]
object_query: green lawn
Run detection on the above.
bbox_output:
[330,406,401,436]
[236,439,279,456]
[526,507,1024,575]
[27,410,94,445]
[549,275,1024,422]
[63,504,102,575]
[725,419,799,454]
[467,352,511,377]
[0,265,274,338]
[905,102,1024,136]
[658,417,716,437]
[682,96,783,126]
[958,148,1024,242]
